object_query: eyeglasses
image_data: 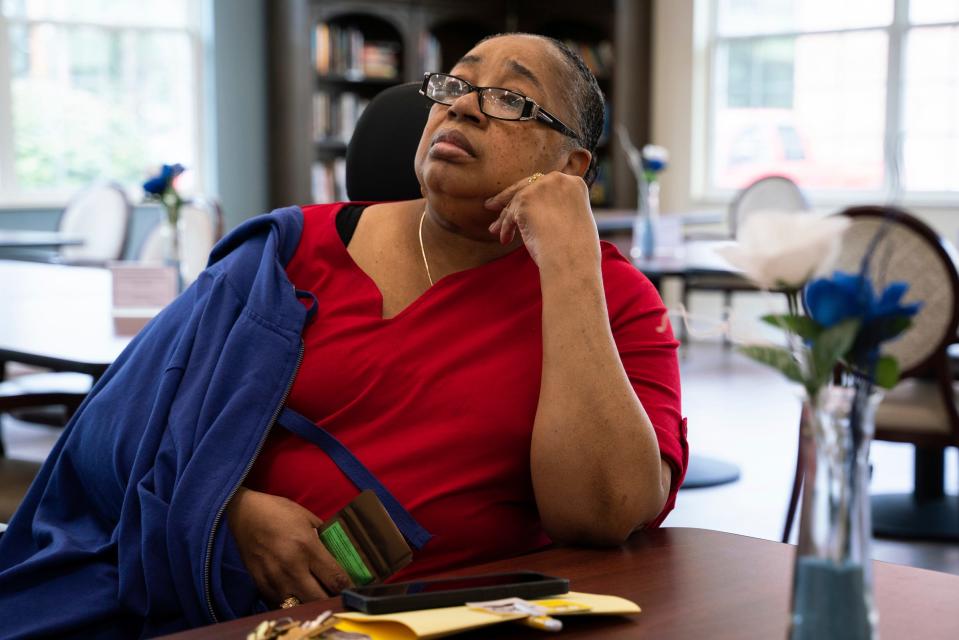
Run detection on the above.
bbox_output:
[419,72,580,141]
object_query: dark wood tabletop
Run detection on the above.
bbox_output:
[159,527,959,640]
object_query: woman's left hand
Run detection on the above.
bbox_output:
[484,171,600,276]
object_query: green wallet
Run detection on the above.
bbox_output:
[317,490,413,586]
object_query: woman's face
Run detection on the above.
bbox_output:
[414,35,587,217]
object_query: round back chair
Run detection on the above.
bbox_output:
[730,175,809,238]
[832,206,959,379]
[58,182,132,263]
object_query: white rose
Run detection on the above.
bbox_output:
[716,210,850,290]
[642,144,669,161]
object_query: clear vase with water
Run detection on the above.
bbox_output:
[631,180,659,261]
[790,384,882,640]
[157,216,185,293]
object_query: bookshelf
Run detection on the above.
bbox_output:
[267,0,651,211]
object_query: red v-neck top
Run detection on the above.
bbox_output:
[245,203,686,580]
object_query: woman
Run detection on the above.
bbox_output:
[0,33,685,638]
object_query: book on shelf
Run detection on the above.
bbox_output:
[562,39,614,78]
[314,22,400,80]
[421,33,441,75]
[362,42,400,79]
[589,156,612,207]
[312,158,348,203]
[598,101,612,147]
[313,91,370,143]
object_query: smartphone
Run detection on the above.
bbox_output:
[341,571,569,615]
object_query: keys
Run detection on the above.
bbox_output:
[246,611,359,640]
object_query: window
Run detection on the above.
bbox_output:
[706,0,959,198]
[0,0,201,204]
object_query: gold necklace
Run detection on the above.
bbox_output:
[418,208,434,286]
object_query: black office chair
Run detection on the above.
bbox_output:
[346,82,430,201]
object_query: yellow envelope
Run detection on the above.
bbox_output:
[333,591,641,639]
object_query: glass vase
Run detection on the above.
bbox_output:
[157,217,185,292]
[790,385,882,640]
[631,179,659,261]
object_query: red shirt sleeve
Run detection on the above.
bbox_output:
[600,242,688,526]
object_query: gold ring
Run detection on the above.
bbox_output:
[527,172,544,184]
[280,595,301,609]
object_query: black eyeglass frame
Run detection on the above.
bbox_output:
[419,72,581,142]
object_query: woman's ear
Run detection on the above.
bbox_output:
[560,148,592,180]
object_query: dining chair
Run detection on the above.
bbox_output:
[56,181,132,265]
[0,457,42,524]
[682,175,810,345]
[138,198,225,286]
[0,376,67,523]
[0,183,124,432]
[782,206,959,542]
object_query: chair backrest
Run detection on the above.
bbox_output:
[730,175,809,238]
[58,182,131,262]
[832,206,959,378]
[346,82,431,201]
[139,199,224,286]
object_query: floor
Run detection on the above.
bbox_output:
[4,338,958,575]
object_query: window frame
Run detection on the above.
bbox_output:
[695,0,959,207]
[0,7,205,207]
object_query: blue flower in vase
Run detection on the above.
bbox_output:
[143,163,185,195]
[641,145,669,184]
[805,271,922,362]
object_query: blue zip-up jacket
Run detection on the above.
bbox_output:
[0,207,310,638]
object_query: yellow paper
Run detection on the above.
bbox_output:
[333,591,640,639]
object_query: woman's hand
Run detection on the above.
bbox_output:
[226,487,352,607]
[484,171,600,276]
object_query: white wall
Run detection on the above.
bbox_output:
[651,0,959,245]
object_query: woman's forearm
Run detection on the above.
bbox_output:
[531,262,670,545]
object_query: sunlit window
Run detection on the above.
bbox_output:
[0,0,201,203]
[707,0,959,197]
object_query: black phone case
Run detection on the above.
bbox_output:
[341,571,569,615]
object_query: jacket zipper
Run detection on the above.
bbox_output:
[202,339,305,623]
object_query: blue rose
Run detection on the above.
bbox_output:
[143,163,185,195]
[805,271,922,359]
[641,145,669,174]
[643,157,666,172]
[806,272,921,326]
[804,272,872,328]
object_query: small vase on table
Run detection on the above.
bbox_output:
[632,179,660,261]
[790,384,882,640]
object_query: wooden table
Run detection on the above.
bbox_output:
[0,230,83,250]
[159,527,959,639]
[0,259,130,375]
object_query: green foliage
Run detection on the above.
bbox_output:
[741,318,862,399]
[810,319,860,390]
[874,355,901,389]
[761,314,822,340]
[738,345,805,388]
[13,80,148,191]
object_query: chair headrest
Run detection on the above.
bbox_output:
[346,82,431,202]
